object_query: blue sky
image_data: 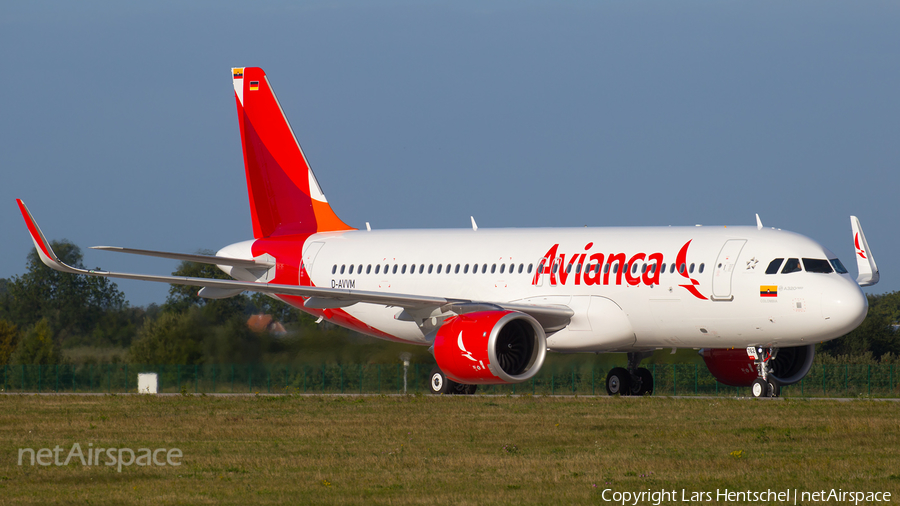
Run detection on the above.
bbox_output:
[2,1,898,307]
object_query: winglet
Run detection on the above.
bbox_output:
[15,199,81,275]
[851,215,878,286]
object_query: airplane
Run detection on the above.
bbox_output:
[17,66,878,399]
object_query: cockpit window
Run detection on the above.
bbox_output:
[765,258,784,274]
[803,258,833,273]
[781,258,802,274]
[830,258,849,274]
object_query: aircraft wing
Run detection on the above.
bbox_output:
[17,200,572,332]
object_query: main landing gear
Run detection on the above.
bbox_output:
[606,352,654,396]
[429,367,477,395]
[749,347,781,398]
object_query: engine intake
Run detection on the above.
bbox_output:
[433,310,546,384]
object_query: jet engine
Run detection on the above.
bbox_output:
[700,344,816,386]
[432,310,546,384]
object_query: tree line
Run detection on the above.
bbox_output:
[1,241,898,367]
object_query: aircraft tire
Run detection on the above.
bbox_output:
[635,368,654,396]
[429,367,455,395]
[606,367,631,396]
[767,379,781,398]
[751,378,769,398]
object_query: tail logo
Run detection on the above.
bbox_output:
[855,232,867,259]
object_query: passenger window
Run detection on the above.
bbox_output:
[340,265,346,274]
[631,263,638,274]
[689,263,695,273]
[678,263,685,274]
[566,264,572,274]
[781,258,802,274]
[500,264,505,274]
[419,265,424,274]
[604,264,610,274]
[492,264,497,274]
[518,264,523,274]
[671,264,676,274]
[375,265,380,275]
[472,264,478,274]
[454,264,460,274]
[401,265,407,274]
[366,265,371,274]
[332,265,337,274]
[464,264,469,274]
[830,259,848,274]
[436,264,441,274]
[359,264,363,273]
[392,265,397,274]
[349,265,354,274]
[660,263,666,273]
[613,264,619,274]
[641,264,646,274]
[509,263,514,273]
[552,263,558,274]
[803,258,833,273]
[482,264,487,274]
[765,258,784,274]
[428,264,433,274]
[527,264,533,274]
[699,263,704,273]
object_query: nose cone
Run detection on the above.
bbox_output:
[822,282,868,337]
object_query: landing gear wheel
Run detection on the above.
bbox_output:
[634,368,654,396]
[606,367,631,396]
[751,378,769,398]
[429,367,455,395]
[767,379,781,398]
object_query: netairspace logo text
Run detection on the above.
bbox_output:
[18,443,182,472]
[601,488,892,506]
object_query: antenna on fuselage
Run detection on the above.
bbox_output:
[755,214,763,230]
[471,216,478,231]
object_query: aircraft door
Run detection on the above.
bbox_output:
[710,239,746,301]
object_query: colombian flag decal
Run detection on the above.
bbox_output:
[249,81,259,91]
[232,68,244,79]
[760,285,777,297]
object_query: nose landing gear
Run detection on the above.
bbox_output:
[748,347,780,398]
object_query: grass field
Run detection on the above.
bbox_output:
[1,394,899,505]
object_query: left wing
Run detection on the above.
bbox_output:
[16,200,573,332]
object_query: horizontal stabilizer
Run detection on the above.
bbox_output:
[850,216,879,287]
[91,246,274,269]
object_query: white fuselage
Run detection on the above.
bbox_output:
[222,225,868,352]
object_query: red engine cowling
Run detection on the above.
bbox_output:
[700,348,758,387]
[701,344,815,386]
[433,310,546,385]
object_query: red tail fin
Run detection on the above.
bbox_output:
[232,67,353,238]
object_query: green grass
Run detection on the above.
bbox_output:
[1,394,899,505]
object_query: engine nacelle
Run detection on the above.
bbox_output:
[701,344,816,386]
[433,310,546,385]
